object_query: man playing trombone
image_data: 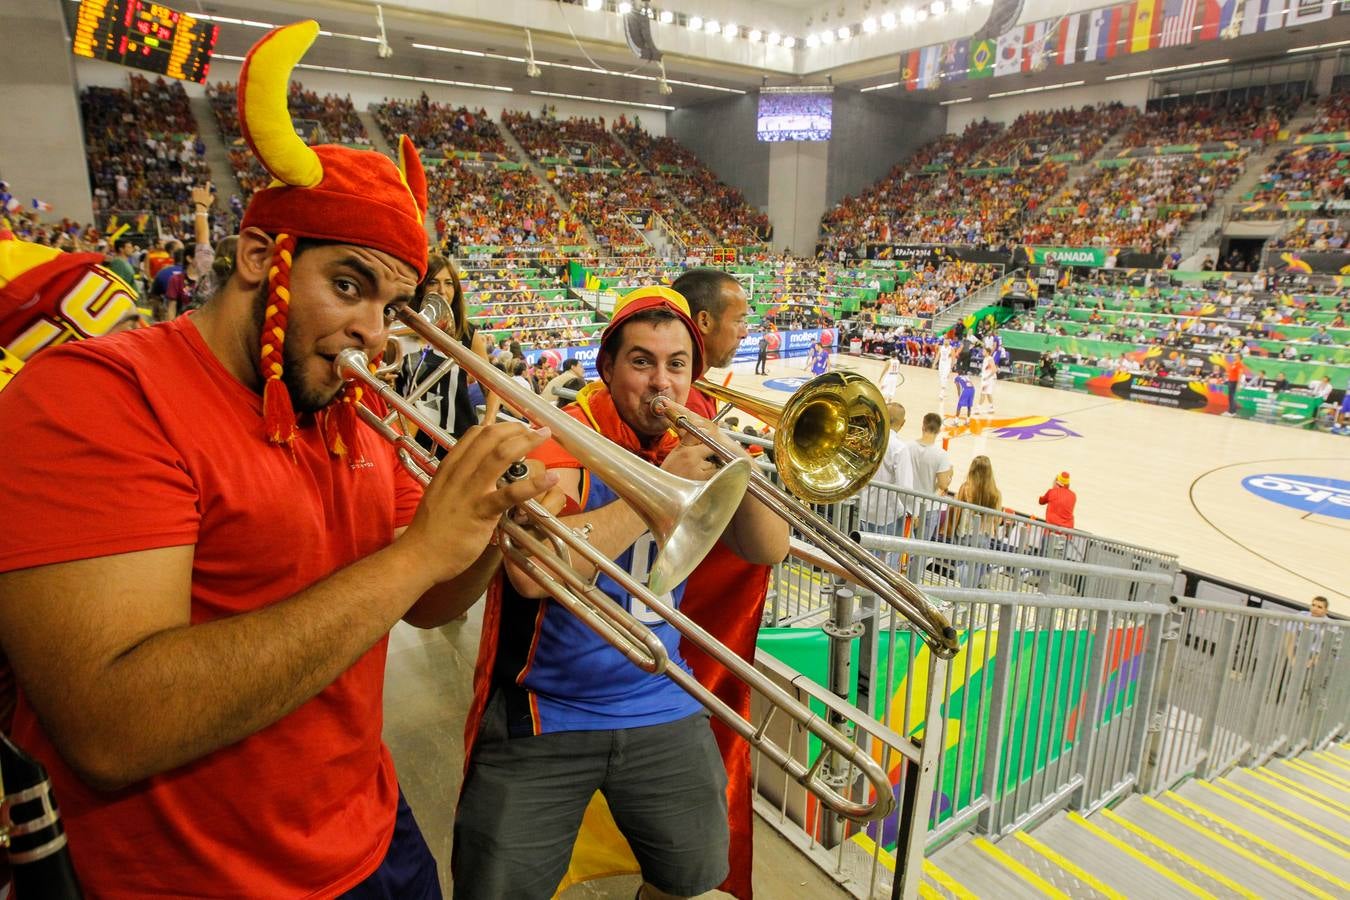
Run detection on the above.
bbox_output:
[453,287,789,899]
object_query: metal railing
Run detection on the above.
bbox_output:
[745,480,1346,899]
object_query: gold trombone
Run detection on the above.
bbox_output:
[655,376,960,658]
[336,298,900,823]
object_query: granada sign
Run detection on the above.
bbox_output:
[1024,246,1107,267]
[1241,475,1350,520]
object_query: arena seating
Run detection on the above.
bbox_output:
[370,97,512,158]
[459,264,599,348]
[501,110,628,168]
[613,117,770,247]
[428,158,575,248]
[80,75,209,233]
[1247,144,1348,203]
[1025,153,1248,250]
[1118,96,1286,147]
[1300,90,1350,135]
[205,82,369,204]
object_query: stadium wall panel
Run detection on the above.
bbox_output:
[668,94,769,207]
[1,0,95,223]
[828,89,946,206]
[767,140,829,256]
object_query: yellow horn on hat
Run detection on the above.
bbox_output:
[238,20,323,188]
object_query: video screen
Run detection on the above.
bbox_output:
[756,91,832,142]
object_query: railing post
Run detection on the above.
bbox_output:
[822,584,862,849]
[894,652,948,900]
[976,601,1018,836]
[1123,607,1168,794]
[1140,604,1182,794]
[1070,607,1112,810]
[1193,613,1238,779]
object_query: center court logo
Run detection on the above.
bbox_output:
[945,416,1082,441]
[1241,474,1350,520]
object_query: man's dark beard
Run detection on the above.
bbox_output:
[251,284,341,415]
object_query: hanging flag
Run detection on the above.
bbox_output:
[30,199,53,213]
[995,28,1025,76]
[904,49,921,91]
[1023,20,1048,71]
[969,38,996,78]
[1104,3,1130,58]
[1199,0,1240,37]
[919,45,943,89]
[1055,14,1083,65]
[1083,8,1109,61]
[1285,0,1331,25]
[1159,0,1200,46]
[942,39,971,84]
[1131,0,1160,52]
[1240,0,1286,32]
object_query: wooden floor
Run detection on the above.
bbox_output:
[710,353,1350,614]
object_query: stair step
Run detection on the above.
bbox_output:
[1037,809,1213,898]
[1216,773,1350,849]
[921,857,979,899]
[1301,749,1350,780]
[998,819,1125,899]
[1269,758,1350,804]
[1155,789,1349,896]
[1096,803,1261,898]
[1117,794,1328,897]
[1174,780,1350,876]
[931,835,1066,899]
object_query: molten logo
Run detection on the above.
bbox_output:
[1241,475,1350,520]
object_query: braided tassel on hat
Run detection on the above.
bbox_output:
[261,233,298,446]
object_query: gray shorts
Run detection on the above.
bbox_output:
[451,693,729,899]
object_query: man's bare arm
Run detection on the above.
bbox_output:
[0,423,555,792]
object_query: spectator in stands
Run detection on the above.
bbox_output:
[910,412,953,541]
[951,455,1004,586]
[859,403,913,567]
[106,239,140,292]
[1038,472,1076,530]
[542,358,584,406]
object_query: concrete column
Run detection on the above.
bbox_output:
[766,141,829,257]
[0,0,93,223]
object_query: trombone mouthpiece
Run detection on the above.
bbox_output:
[334,348,372,380]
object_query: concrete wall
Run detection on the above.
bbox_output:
[946,79,1151,132]
[827,89,946,205]
[0,0,93,224]
[667,94,769,207]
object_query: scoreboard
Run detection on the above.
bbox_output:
[72,0,219,84]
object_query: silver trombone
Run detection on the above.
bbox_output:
[336,300,900,822]
[656,379,961,658]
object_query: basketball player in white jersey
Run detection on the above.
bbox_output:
[935,339,954,410]
[879,356,901,402]
[977,348,998,416]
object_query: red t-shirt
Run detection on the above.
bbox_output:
[1038,484,1077,530]
[0,316,422,897]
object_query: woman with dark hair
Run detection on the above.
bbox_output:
[399,253,497,443]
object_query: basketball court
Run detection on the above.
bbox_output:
[710,352,1350,612]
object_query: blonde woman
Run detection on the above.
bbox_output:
[953,455,1003,587]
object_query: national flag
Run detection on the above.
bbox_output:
[30,199,53,212]
[1198,0,1240,37]
[1083,8,1109,61]
[1023,21,1048,71]
[942,39,971,84]
[995,28,1025,76]
[904,49,921,91]
[917,45,942,89]
[1160,0,1200,46]
[969,39,996,78]
[1055,14,1083,65]
[1285,0,1331,25]
[1240,0,1286,32]
[2,197,19,214]
[1104,4,1129,58]
[1131,0,1159,52]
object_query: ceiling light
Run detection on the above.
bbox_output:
[584,0,603,11]
[659,9,673,23]
[783,35,796,48]
[723,22,738,37]
[953,0,970,9]
[862,16,878,32]
[748,28,762,41]
[617,0,632,12]
[766,31,781,44]
[837,25,851,39]
[940,96,972,105]
[915,8,928,21]
[688,14,702,29]
[880,11,897,27]
[806,34,820,47]
[860,81,899,91]
[530,89,673,111]
[931,1,946,16]
[821,29,835,43]
[900,6,916,23]
[705,18,721,33]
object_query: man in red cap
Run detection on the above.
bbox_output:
[1038,471,1076,530]
[0,21,554,899]
[453,286,788,900]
